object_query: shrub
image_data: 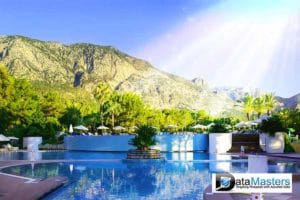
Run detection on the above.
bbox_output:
[259,115,285,137]
[284,133,295,153]
[209,122,229,133]
[129,125,157,150]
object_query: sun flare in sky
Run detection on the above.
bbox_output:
[135,0,300,97]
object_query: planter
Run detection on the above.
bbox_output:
[291,143,300,153]
[127,149,162,159]
[23,137,42,151]
[209,133,232,153]
[259,133,268,151]
[265,132,285,153]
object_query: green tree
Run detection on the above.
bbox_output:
[0,64,14,103]
[83,112,99,132]
[243,95,254,120]
[194,110,213,125]
[254,96,266,118]
[264,93,277,116]
[162,108,179,127]
[110,92,145,127]
[8,79,41,126]
[129,125,157,150]
[143,107,164,129]
[60,107,82,128]
[40,91,65,126]
[93,82,112,125]
[178,109,193,130]
[0,64,14,133]
[103,92,122,128]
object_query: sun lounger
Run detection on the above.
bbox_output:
[4,144,19,151]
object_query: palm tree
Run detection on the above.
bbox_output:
[105,97,122,128]
[254,97,266,118]
[93,82,112,126]
[243,95,254,120]
[264,93,277,116]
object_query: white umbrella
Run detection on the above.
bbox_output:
[249,121,258,126]
[235,121,255,128]
[192,124,207,129]
[8,136,19,140]
[69,124,73,133]
[165,125,178,129]
[0,134,9,142]
[254,116,271,124]
[113,126,125,130]
[235,122,248,128]
[74,125,88,131]
[225,124,232,129]
[56,132,66,138]
[97,125,109,130]
[207,123,215,128]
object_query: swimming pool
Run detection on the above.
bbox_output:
[2,160,247,200]
[1,151,300,199]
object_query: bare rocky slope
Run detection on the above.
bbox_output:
[0,35,238,115]
[276,94,300,110]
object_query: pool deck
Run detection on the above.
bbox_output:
[0,160,67,200]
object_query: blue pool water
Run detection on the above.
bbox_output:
[1,151,300,199]
[2,160,248,200]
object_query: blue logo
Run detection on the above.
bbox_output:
[220,176,231,188]
[216,173,235,191]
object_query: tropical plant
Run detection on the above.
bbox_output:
[209,121,229,133]
[284,133,295,153]
[254,97,266,118]
[243,95,254,120]
[264,93,277,116]
[259,115,285,137]
[103,92,122,128]
[93,82,112,125]
[129,125,157,150]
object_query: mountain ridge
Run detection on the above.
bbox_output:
[0,35,237,116]
[1,35,299,114]
[276,93,300,110]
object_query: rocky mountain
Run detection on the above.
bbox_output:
[214,87,266,101]
[276,94,300,110]
[0,35,238,115]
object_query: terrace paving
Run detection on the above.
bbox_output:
[0,160,67,200]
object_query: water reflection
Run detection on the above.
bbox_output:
[209,154,231,172]
[27,151,42,161]
[248,155,268,173]
[1,159,300,200]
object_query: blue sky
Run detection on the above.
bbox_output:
[0,0,216,51]
[0,0,299,97]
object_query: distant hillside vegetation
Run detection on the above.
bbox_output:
[0,35,241,115]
